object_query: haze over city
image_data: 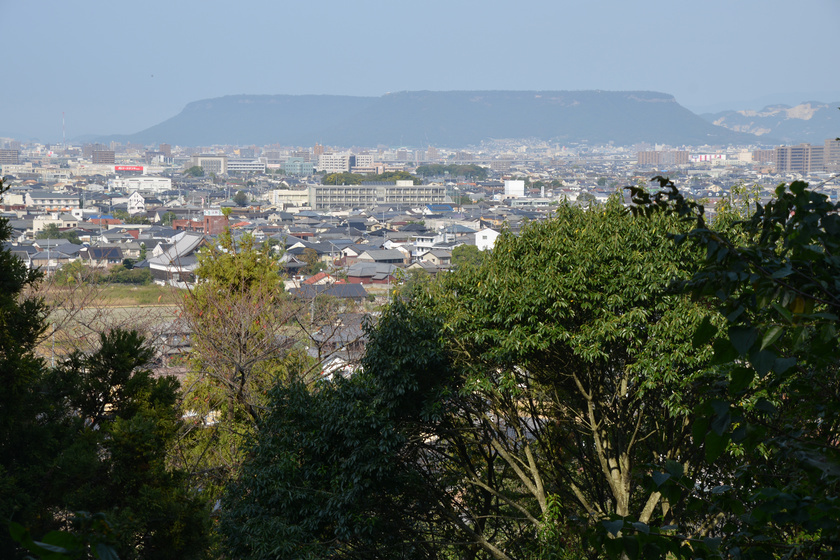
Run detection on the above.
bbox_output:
[2,0,839,142]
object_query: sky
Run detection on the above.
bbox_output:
[2,0,839,142]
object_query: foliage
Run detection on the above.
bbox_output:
[595,178,840,559]
[415,164,489,180]
[9,511,119,560]
[321,172,363,185]
[160,212,176,227]
[220,301,456,559]
[222,197,719,558]
[112,210,150,225]
[301,247,324,275]
[183,166,204,177]
[450,243,484,270]
[175,230,307,499]
[1,329,211,560]
[52,262,151,286]
[233,190,248,207]
[373,170,420,184]
[36,224,81,245]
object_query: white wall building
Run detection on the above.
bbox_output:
[475,227,500,251]
[316,153,351,173]
[504,180,525,197]
[109,176,172,194]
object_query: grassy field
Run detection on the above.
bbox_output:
[40,283,184,308]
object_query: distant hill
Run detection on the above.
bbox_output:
[106,90,761,147]
[700,101,840,144]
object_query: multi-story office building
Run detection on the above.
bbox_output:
[226,159,266,174]
[0,149,19,165]
[283,157,313,175]
[190,154,228,175]
[637,150,690,166]
[92,150,115,164]
[752,149,776,165]
[308,180,445,210]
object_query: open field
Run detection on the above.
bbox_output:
[39,283,184,308]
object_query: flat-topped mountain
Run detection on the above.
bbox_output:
[110,90,762,147]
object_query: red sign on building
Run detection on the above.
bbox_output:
[115,165,144,172]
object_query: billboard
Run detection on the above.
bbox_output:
[115,165,144,172]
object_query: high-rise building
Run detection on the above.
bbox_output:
[775,144,824,174]
[637,151,690,166]
[0,149,20,165]
[159,143,172,157]
[92,150,115,164]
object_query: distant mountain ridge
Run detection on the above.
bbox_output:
[105,90,762,148]
[701,102,840,144]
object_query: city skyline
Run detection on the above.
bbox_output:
[2,0,839,141]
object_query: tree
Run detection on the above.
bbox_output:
[597,178,840,559]
[174,230,308,498]
[183,166,204,177]
[451,243,484,269]
[233,190,248,207]
[321,172,363,185]
[301,247,323,275]
[36,224,81,245]
[221,197,720,559]
[0,179,211,560]
[160,211,176,226]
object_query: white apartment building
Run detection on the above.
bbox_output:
[308,180,445,210]
[109,176,172,194]
[316,153,351,173]
[504,180,525,197]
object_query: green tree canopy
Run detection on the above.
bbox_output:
[35,223,81,244]
[175,230,308,499]
[596,178,840,559]
[415,163,488,180]
[221,197,720,559]
[1,178,210,559]
[233,190,248,206]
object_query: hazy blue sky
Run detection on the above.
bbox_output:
[2,0,838,141]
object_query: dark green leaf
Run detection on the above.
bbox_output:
[692,316,717,348]
[602,519,625,537]
[729,326,758,356]
[705,430,729,463]
[729,367,755,395]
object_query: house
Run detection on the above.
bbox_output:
[475,227,500,251]
[30,249,76,274]
[289,283,368,303]
[147,231,210,287]
[346,262,400,285]
[356,249,409,265]
[79,246,124,268]
[303,271,336,286]
[419,249,452,267]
